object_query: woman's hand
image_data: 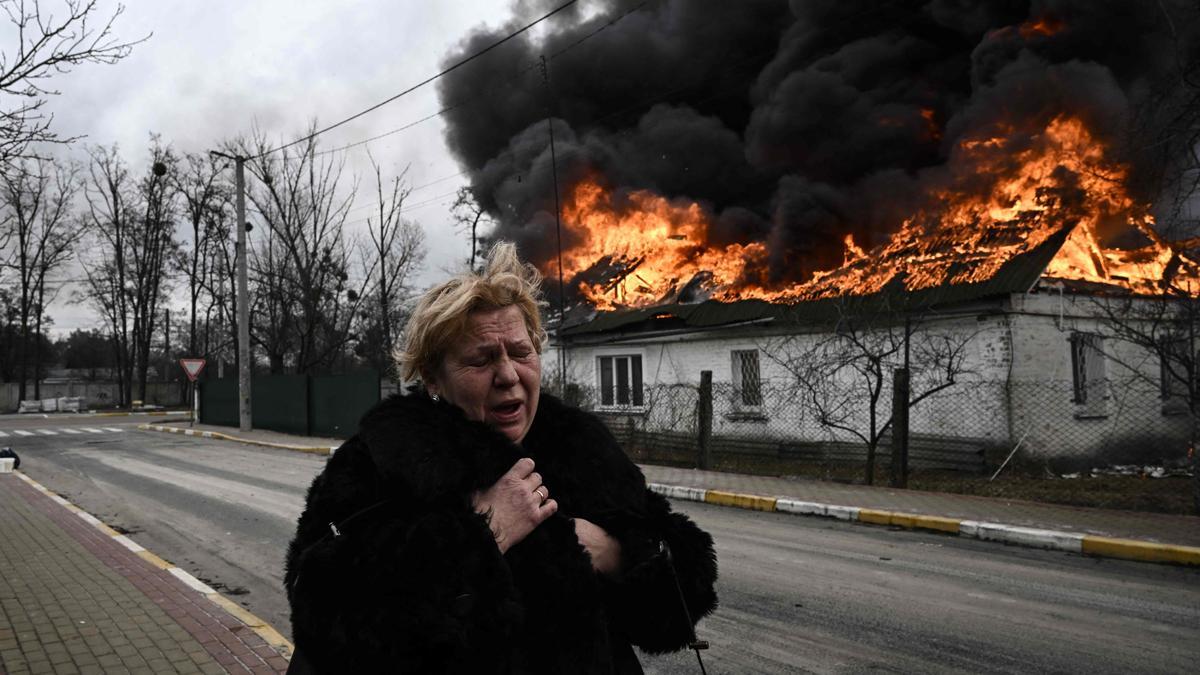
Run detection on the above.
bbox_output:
[574,518,622,576]
[472,458,556,553]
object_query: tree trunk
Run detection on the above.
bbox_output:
[33,288,44,400]
[17,321,27,402]
[865,407,877,486]
[1192,410,1199,515]
[890,368,910,489]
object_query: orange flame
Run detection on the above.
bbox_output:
[557,179,769,310]
[1019,16,1064,39]
[549,116,1200,310]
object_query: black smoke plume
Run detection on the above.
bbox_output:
[438,0,1200,292]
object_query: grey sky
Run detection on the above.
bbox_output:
[36,0,517,337]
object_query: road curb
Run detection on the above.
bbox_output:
[12,470,295,660]
[89,409,191,417]
[138,423,338,455]
[130,424,1200,567]
[649,483,1200,567]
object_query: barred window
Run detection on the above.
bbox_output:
[1070,333,1107,416]
[731,349,762,408]
[598,355,644,408]
[1159,338,1191,405]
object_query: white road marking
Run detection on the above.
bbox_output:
[63,429,83,435]
[36,429,58,435]
[77,512,103,526]
[113,534,146,553]
[0,430,8,437]
[81,427,105,434]
[168,567,216,595]
[102,427,124,433]
[14,430,35,436]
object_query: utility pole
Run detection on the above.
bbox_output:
[210,151,252,431]
[540,54,568,397]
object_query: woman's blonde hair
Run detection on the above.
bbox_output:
[397,242,546,382]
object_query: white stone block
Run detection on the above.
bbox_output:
[776,499,826,516]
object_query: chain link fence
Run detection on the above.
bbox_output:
[564,373,1195,514]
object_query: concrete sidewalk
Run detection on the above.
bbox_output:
[142,421,1200,566]
[0,472,291,675]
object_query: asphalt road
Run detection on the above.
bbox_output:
[5,416,1199,674]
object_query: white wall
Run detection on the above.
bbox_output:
[548,291,1191,466]
[551,312,1012,447]
[1005,293,1189,464]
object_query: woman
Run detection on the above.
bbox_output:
[284,243,718,674]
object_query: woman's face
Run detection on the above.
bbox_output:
[428,305,541,444]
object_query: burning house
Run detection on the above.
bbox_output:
[439,1,1200,470]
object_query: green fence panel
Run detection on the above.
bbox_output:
[252,374,310,436]
[198,378,238,426]
[309,372,380,438]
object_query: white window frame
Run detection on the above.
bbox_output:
[730,349,763,413]
[1070,333,1108,418]
[596,352,645,410]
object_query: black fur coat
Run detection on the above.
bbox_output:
[284,392,718,674]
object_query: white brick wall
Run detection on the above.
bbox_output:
[548,290,1190,464]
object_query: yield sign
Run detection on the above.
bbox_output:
[179,358,207,382]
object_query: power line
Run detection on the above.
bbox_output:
[341,170,468,216]
[312,106,462,158]
[253,0,581,159]
[304,0,654,163]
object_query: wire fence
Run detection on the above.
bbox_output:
[564,374,1196,514]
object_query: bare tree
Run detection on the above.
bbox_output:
[356,155,424,379]
[172,151,230,358]
[1093,1,1200,512]
[1092,285,1200,513]
[0,155,81,399]
[247,223,296,373]
[240,130,367,374]
[451,186,492,271]
[0,0,146,163]
[764,301,976,485]
[80,141,178,406]
[204,211,238,374]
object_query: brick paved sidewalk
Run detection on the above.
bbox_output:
[0,474,290,675]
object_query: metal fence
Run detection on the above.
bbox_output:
[199,371,381,438]
[565,372,1195,513]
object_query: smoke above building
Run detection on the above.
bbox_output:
[437,0,1200,307]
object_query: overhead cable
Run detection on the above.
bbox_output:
[252,0,580,159]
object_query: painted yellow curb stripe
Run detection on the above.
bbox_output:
[856,508,893,526]
[208,594,294,658]
[1082,536,1200,566]
[858,508,961,534]
[654,480,1198,567]
[704,490,777,512]
[137,550,173,570]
